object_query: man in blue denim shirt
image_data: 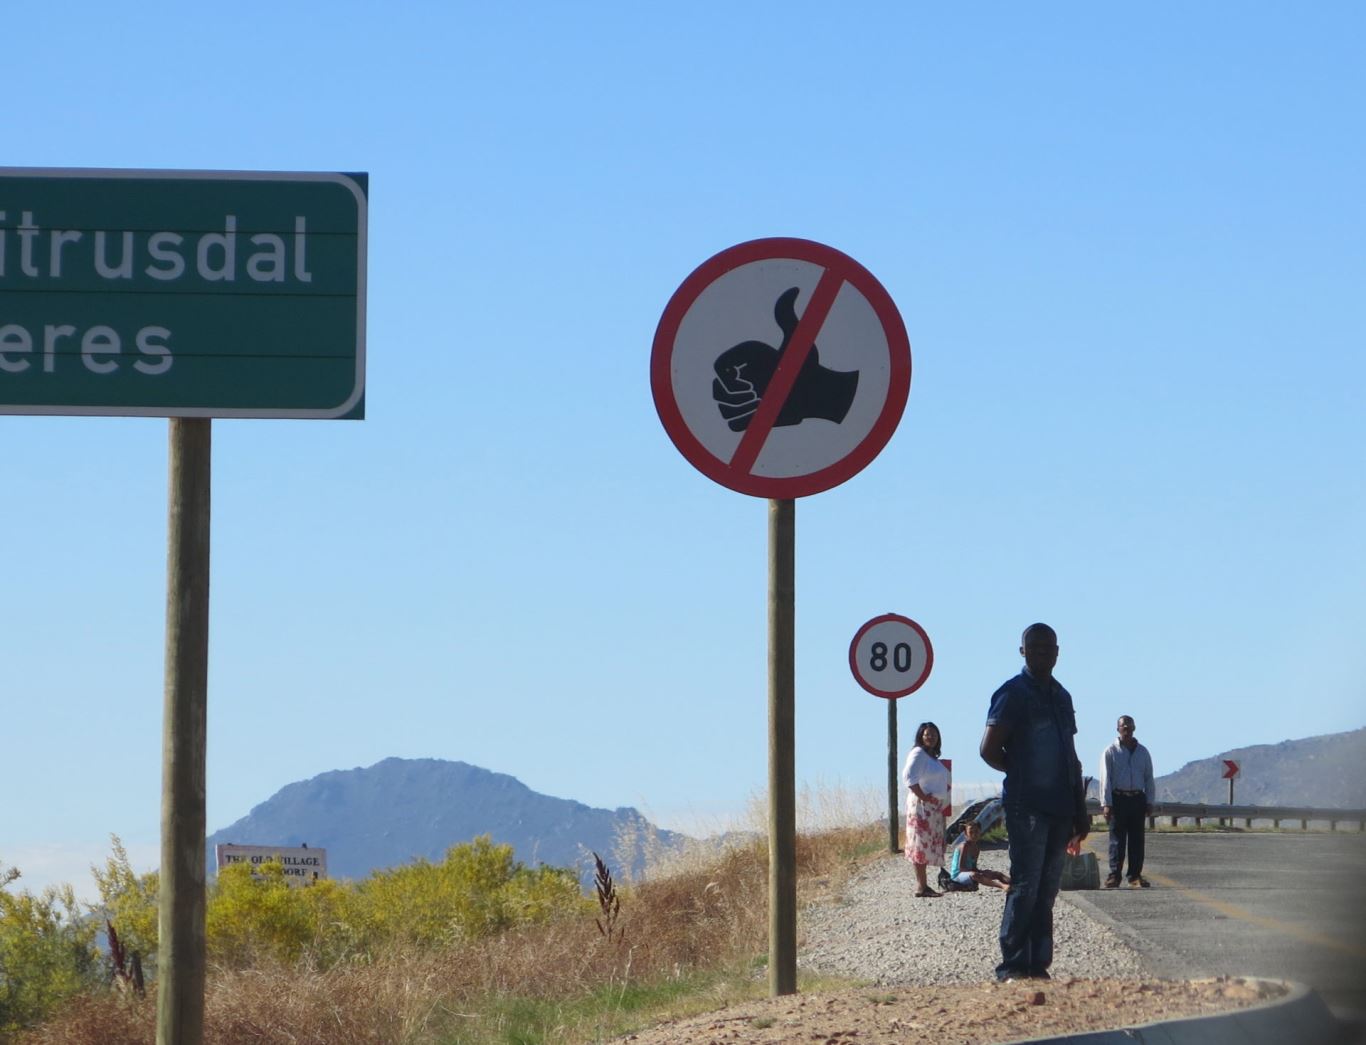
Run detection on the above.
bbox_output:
[979,623,1090,982]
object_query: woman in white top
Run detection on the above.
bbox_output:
[903,721,950,898]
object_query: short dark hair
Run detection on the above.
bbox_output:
[1021,622,1057,646]
[914,721,942,758]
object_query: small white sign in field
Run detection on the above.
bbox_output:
[214,844,327,885]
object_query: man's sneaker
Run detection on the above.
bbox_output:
[1104,874,1121,888]
[1129,876,1151,888]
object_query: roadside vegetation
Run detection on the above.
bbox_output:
[1,789,884,1045]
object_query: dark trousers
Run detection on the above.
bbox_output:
[1108,792,1147,879]
[997,805,1072,979]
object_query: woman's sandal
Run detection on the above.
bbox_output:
[914,888,941,898]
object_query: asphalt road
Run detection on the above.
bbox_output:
[1062,830,1366,1015]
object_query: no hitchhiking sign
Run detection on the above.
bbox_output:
[651,238,910,498]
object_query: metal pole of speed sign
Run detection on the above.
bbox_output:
[849,615,934,853]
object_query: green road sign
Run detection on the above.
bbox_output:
[0,168,366,419]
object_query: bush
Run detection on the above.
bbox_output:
[91,835,587,972]
[90,839,157,970]
[0,870,99,1036]
[352,835,586,951]
[206,862,359,967]
[28,819,887,1044]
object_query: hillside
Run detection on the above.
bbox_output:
[206,729,1366,890]
[206,757,683,882]
[1155,726,1366,807]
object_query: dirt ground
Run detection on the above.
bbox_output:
[613,975,1284,1044]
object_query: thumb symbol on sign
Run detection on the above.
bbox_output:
[712,287,859,432]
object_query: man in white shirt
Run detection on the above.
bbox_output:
[1099,715,1155,888]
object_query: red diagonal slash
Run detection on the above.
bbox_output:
[727,267,845,477]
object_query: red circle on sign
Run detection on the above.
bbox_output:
[848,613,934,699]
[651,238,911,499]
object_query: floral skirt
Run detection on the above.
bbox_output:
[904,796,946,866]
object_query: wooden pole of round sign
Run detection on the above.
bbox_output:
[887,698,899,853]
[158,419,211,1045]
[767,498,796,996]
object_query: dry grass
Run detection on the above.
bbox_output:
[21,816,887,1045]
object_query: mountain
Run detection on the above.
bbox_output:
[206,757,684,883]
[1153,727,1366,807]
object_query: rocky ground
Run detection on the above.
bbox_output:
[614,976,1283,1044]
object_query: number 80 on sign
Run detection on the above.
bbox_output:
[848,614,933,699]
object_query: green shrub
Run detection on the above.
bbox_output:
[25,820,888,1044]
[90,837,157,966]
[90,835,588,971]
[206,861,358,967]
[353,835,586,950]
[0,869,99,1035]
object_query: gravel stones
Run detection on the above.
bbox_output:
[799,849,1149,985]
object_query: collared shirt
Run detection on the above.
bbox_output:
[985,668,1082,817]
[1099,738,1155,806]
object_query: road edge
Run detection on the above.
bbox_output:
[1057,887,1194,978]
[999,978,1345,1044]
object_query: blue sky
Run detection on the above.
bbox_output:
[4,3,1363,897]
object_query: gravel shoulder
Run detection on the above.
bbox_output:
[800,845,1147,984]
[615,849,1283,1044]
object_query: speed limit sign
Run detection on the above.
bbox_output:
[848,614,933,698]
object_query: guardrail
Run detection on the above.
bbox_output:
[1084,798,1366,831]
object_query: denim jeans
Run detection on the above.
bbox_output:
[1108,792,1147,879]
[997,805,1072,979]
